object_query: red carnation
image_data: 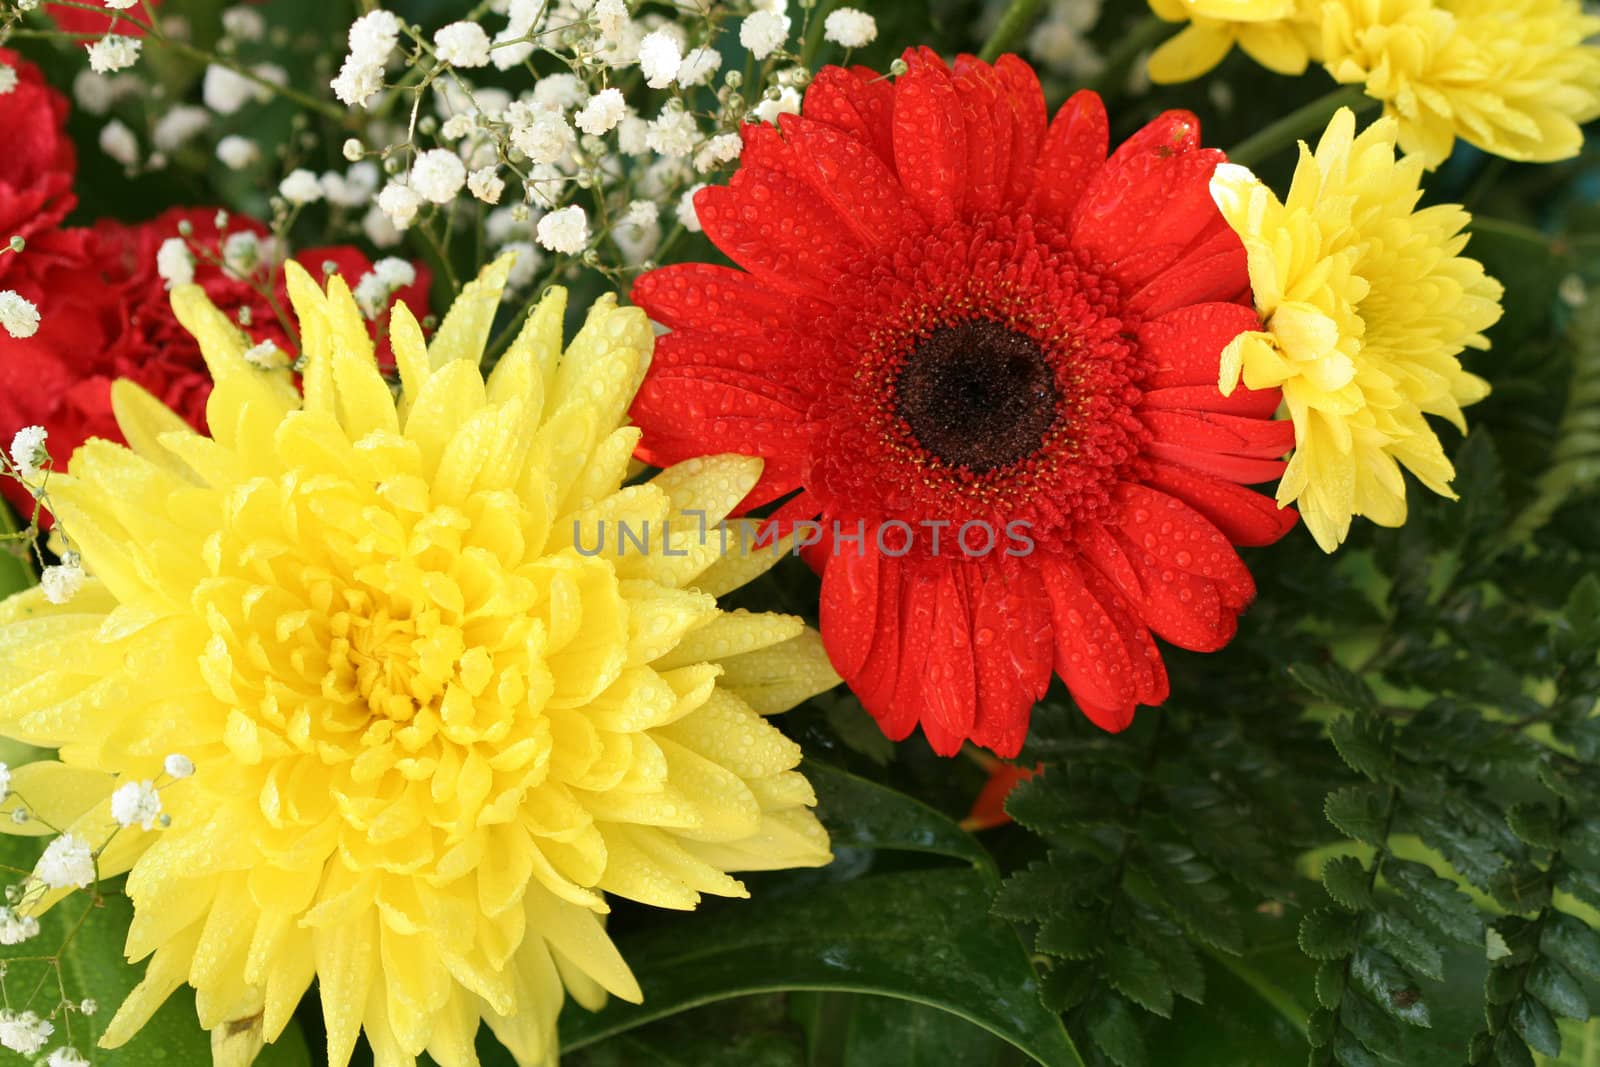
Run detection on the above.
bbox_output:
[0,207,429,518]
[0,48,76,282]
[629,49,1298,757]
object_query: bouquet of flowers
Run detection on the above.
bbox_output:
[0,0,1598,1063]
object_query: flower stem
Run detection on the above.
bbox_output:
[1227,84,1376,167]
[978,0,1045,63]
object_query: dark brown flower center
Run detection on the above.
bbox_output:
[893,320,1059,474]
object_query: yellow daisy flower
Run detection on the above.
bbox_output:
[1209,107,1503,552]
[1147,0,1322,82]
[1321,0,1600,167]
[0,257,838,1065]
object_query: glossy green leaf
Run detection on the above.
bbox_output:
[804,760,994,875]
[556,868,1083,1067]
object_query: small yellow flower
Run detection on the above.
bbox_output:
[0,257,838,1064]
[1147,0,1321,82]
[1321,0,1600,167]
[1210,107,1503,552]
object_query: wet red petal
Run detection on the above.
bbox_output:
[1147,462,1299,546]
[1140,302,1264,389]
[784,116,926,248]
[893,52,967,225]
[1029,89,1108,231]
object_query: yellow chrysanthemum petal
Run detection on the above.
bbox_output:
[1145,0,1319,82]
[1212,108,1504,552]
[0,263,838,1065]
[1321,0,1600,167]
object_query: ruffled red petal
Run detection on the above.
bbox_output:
[1028,89,1108,232]
[783,116,927,248]
[967,557,1054,757]
[1146,462,1299,546]
[802,65,897,164]
[695,170,862,295]
[1140,302,1264,389]
[893,49,968,226]
[1041,560,1140,731]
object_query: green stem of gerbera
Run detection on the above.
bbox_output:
[1227,84,1377,168]
[978,0,1046,63]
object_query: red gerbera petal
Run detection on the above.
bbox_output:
[630,53,1298,757]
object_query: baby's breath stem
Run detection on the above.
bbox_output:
[1227,84,1376,167]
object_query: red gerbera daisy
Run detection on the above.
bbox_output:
[629,49,1298,757]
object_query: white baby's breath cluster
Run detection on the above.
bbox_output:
[0,754,194,1062]
[307,0,849,284]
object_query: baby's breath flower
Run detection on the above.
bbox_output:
[78,1001,96,1017]
[639,28,683,88]
[646,106,699,157]
[1560,273,1589,308]
[753,85,801,124]
[243,339,287,370]
[678,182,706,231]
[410,148,467,203]
[494,0,546,68]
[110,780,163,830]
[500,240,545,287]
[222,231,262,275]
[614,198,661,264]
[221,5,265,41]
[342,137,364,162]
[740,9,790,59]
[435,21,493,67]
[152,106,209,153]
[576,87,627,135]
[618,113,651,155]
[468,165,506,203]
[693,131,742,173]
[36,833,95,890]
[156,237,195,288]
[202,64,258,114]
[595,0,630,38]
[8,426,47,479]
[0,906,39,946]
[0,291,40,339]
[46,1047,90,1067]
[86,35,142,75]
[41,557,86,605]
[377,180,422,228]
[823,7,877,48]
[0,64,17,96]
[0,1010,53,1056]
[677,45,722,87]
[99,118,138,167]
[332,9,401,107]
[103,0,138,9]
[278,168,324,205]
[163,753,194,779]
[215,134,260,170]
[440,112,476,140]
[353,257,416,318]
[537,203,590,253]
[0,762,8,798]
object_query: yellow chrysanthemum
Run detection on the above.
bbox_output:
[1321,0,1600,167]
[1209,107,1503,552]
[1147,0,1322,82]
[0,257,839,1065]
